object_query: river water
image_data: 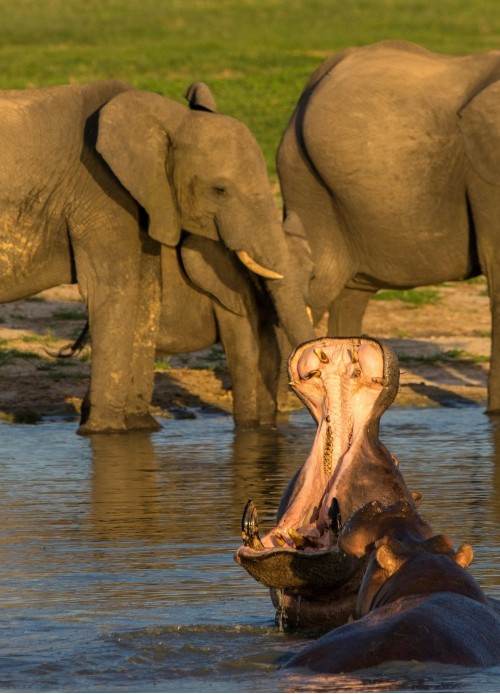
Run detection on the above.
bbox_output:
[0,405,499,692]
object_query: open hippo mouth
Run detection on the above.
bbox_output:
[234,337,414,626]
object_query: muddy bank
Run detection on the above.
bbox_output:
[0,280,490,423]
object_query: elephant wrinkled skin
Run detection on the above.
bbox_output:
[157,237,283,428]
[0,80,314,433]
[278,39,500,412]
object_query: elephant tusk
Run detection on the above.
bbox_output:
[236,250,284,280]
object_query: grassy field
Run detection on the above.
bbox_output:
[0,0,499,177]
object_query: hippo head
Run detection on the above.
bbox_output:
[338,499,480,617]
[234,337,420,630]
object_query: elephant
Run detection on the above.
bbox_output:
[235,337,421,631]
[156,237,282,428]
[0,79,314,434]
[284,500,500,672]
[277,39,500,413]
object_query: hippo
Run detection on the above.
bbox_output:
[284,500,500,672]
[234,337,421,630]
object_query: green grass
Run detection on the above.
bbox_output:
[399,349,490,364]
[0,347,41,363]
[52,310,87,321]
[0,0,499,177]
[373,288,442,306]
[155,356,171,372]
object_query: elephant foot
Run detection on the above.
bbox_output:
[77,413,129,436]
[125,412,162,431]
[77,422,128,436]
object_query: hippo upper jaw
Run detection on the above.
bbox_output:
[234,338,415,628]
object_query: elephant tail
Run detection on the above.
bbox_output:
[44,320,89,359]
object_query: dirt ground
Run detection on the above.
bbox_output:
[0,279,491,423]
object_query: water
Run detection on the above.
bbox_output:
[0,405,499,692]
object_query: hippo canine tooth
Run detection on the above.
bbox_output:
[274,532,288,548]
[241,499,264,550]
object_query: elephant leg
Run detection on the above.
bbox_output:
[73,220,159,434]
[328,286,375,337]
[125,239,162,431]
[487,290,500,415]
[469,180,500,414]
[480,265,500,414]
[217,309,279,428]
[275,329,296,413]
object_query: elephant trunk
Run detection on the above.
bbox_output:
[266,271,315,346]
[218,204,315,347]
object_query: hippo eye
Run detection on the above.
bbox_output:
[305,369,321,379]
[352,368,362,379]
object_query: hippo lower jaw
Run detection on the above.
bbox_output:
[234,338,410,628]
[236,510,359,591]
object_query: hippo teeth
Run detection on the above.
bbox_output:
[241,499,264,550]
[287,528,322,550]
[241,500,325,551]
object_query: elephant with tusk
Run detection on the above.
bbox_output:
[0,79,314,434]
[156,236,295,428]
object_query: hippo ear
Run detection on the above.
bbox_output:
[423,533,455,556]
[375,544,398,577]
[454,543,474,568]
[411,490,423,506]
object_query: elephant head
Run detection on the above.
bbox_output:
[95,82,314,350]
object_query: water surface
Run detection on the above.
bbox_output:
[0,405,499,691]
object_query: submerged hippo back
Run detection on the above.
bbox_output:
[284,592,500,672]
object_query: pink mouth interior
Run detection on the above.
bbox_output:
[257,338,386,553]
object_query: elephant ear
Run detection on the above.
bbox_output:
[180,235,249,316]
[459,81,500,186]
[96,90,182,246]
[183,82,217,113]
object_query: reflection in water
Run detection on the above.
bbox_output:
[91,433,161,540]
[0,406,498,691]
[490,418,500,524]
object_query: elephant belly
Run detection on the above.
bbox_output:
[0,209,74,301]
[156,293,219,354]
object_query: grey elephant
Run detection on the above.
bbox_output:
[157,237,282,428]
[0,79,314,434]
[278,39,500,412]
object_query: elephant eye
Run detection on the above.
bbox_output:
[212,185,228,197]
